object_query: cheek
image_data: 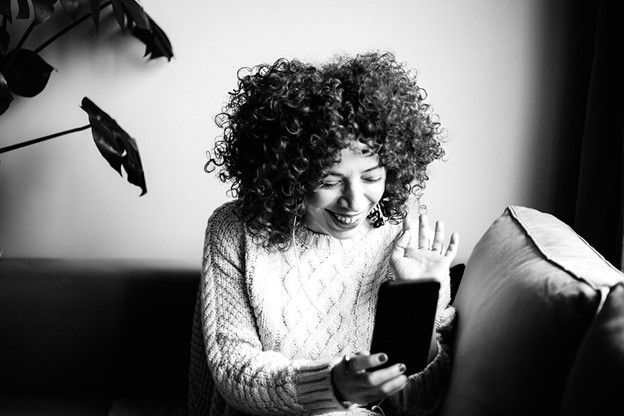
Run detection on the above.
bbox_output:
[304,191,334,213]
[369,180,386,202]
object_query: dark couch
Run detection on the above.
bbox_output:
[12,205,620,416]
[0,257,466,416]
[0,258,199,416]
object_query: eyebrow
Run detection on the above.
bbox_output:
[326,165,383,176]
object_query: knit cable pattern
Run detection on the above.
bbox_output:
[188,202,455,416]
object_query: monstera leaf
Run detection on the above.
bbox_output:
[81,96,147,196]
[0,0,173,116]
[2,48,54,97]
[16,0,30,19]
[109,0,173,61]
[0,96,148,196]
[131,14,172,60]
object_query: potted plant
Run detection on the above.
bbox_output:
[0,0,173,195]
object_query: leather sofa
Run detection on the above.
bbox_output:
[440,206,624,416]
[0,259,199,416]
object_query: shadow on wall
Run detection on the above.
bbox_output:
[532,0,598,225]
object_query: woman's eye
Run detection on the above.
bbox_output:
[320,180,340,188]
[363,177,383,183]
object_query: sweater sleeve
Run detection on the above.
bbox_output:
[199,204,345,415]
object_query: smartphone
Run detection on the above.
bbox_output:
[369,279,440,376]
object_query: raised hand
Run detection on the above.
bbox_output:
[391,213,459,282]
[331,351,407,405]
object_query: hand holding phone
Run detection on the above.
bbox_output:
[331,351,407,405]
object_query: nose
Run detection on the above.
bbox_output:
[338,181,367,212]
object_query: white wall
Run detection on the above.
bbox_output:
[0,0,569,265]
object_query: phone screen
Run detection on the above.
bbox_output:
[369,279,440,376]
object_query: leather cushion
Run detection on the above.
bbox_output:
[560,283,624,415]
[440,206,623,416]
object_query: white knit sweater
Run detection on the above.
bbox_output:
[188,201,455,416]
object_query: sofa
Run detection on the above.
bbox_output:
[1,206,623,415]
[440,206,623,416]
[0,259,199,416]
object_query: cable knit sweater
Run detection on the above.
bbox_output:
[188,201,456,416]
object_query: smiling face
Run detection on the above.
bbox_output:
[303,143,386,239]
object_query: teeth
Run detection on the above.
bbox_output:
[332,212,357,224]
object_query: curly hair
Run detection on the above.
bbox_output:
[206,52,444,249]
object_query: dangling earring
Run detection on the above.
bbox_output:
[291,215,299,245]
[367,202,387,227]
[289,215,300,262]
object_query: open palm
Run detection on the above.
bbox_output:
[391,213,459,282]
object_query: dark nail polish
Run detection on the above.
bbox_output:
[399,364,406,373]
[379,354,388,363]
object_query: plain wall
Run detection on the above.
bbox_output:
[0,0,576,265]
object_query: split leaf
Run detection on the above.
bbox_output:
[80,97,147,196]
[0,0,11,18]
[16,0,29,19]
[132,15,172,61]
[89,0,101,31]
[110,0,125,30]
[116,0,148,30]
[2,48,54,97]
[113,0,173,61]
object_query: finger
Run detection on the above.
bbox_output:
[349,352,387,373]
[365,363,406,386]
[418,214,430,249]
[378,374,408,397]
[445,232,460,259]
[403,211,416,232]
[431,221,444,252]
[391,231,410,261]
[404,212,419,252]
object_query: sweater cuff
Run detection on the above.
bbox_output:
[294,359,346,415]
[435,305,456,331]
[394,339,452,412]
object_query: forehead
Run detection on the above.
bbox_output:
[328,143,381,173]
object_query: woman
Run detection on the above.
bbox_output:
[189,52,459,416]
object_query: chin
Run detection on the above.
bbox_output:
[325,222,368,240]
[327,229,359,240]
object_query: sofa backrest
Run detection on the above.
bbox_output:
[440,206,624,416]
[0,258,200,397]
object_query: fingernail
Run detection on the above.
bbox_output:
[399,364,406,373]
[379,354,388,363]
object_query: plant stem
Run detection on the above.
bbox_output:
[0,124,91,154]
[3,20,36,71]
[14,20,36,51]
[33,1,113,54]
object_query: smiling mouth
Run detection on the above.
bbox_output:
[327,210,362,226]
